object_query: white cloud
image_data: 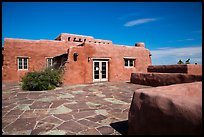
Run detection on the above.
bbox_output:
[177,38,194,42]
[151,46,202,65]
[124,18,158,27]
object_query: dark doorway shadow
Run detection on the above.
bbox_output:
[110,120,128,135]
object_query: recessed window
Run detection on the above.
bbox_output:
[68,37,70,41]
[79,38,81,41]
[124,59,135,67]
[73,38,76,41]
[47,58,53,68]
[84,39,86,42]
[18,57,28,70]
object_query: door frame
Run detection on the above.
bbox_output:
[93,60,109,82]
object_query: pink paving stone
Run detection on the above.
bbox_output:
[79,128,101,135]
[50,100,70,108]
[2,103,17,112]
[19,109,49,121]
[41,115,63,124]
[27,93,43,99]
[86,114,107,122]
[2,93,11,100]
[72,111,96,119]
[2,115,19,124]
[96,126,115,135]
[56,120,88,133]
[66,131,76,135]
[2,110,8,117]
[31,121,56,135]
[29,101,52,109]
[3,118,37,132]
[108,108,122,114]
[3,99,18,106]
[18,99,34,104]
[53,113,73,121]
[112,112,128,120]
[33,109,49,121]
[77,119,101,128]
[79,108,98,112]
[19,110,35,118]
[64,102,90,110]
[2,121,10,129]
[5,109,24,116]
[16,93,29,98]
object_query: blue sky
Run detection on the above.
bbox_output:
[2,2,202,65]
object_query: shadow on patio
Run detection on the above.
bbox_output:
[110,120,128,135]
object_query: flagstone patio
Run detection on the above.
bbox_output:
[2,81,151,135]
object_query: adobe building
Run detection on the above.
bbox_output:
[2,33,152,85]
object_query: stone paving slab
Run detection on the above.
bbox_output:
[2,81,151,135]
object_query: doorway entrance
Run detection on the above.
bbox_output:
[93,60,108,82]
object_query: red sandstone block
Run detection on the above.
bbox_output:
[128,82,202,135]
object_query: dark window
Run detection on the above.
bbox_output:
[129,60,134,66]
[47,58,53,68]
[73,38,76,41]
[124,59,135,67]
[84,39,86,42]
[68,37,70,41]
[124,59,128,66]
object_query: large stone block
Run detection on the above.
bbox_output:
[131,73,202,87]
[128,82,202,135]
[147,64,202,75]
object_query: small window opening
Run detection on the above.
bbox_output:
[47,58,53,68]
[124,59,135,67]
[18,57,28,70]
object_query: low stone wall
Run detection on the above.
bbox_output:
[147,64,202,75]
[130,73,202,87]
[128,82,202,135]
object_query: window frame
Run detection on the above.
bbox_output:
[124,57,135,68]
[18,57,28,70]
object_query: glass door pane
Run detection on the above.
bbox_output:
[101,62,106,79]
[94,62,99,79]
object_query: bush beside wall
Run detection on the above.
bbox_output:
[21,68,62,91]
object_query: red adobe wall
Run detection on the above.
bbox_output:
[2,37,152,85]
[62,43,152,85]
[2,38,75,82]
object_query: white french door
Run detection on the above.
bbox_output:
[93,60,108,82]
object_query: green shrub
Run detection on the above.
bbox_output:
[22,67,63,91]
